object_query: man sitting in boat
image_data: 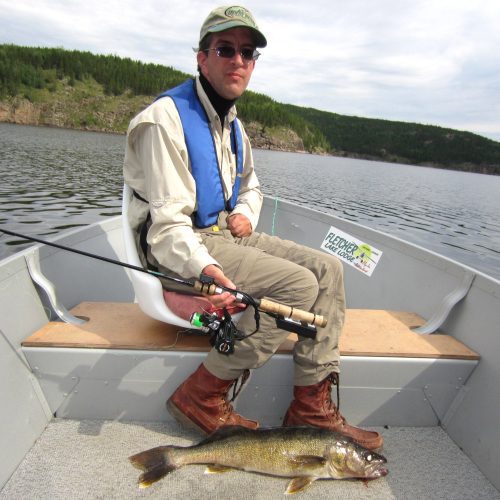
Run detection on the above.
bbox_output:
[123,5,382,450]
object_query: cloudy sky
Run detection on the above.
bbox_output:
[2,0,499,141]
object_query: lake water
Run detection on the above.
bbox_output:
[1,123,499,281]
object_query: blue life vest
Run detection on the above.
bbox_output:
[156,79,244,228]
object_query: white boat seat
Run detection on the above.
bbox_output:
[25,248,87,325]
[412,271,475,334]
[122,184,243,328]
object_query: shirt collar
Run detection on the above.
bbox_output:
[195,75,237,124]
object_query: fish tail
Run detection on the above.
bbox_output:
[129,446,178,488]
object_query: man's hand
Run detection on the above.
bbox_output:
[227,213,252,238]
[201,264,246,310]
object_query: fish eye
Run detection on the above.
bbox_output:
[363,451,373,462]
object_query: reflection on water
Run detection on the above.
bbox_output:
[1,123,499,281]
[0,123,124,247]
[254,150,500,280]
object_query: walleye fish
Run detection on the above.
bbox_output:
[129,426,388,494]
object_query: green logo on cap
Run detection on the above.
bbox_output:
[225,6,257,28]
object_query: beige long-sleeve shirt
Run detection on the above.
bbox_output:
[123,76,263,279]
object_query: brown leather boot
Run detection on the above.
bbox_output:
[283,373,383,450]
[166,363,259,435]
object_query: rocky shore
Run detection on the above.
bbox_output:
[0,97,307,153]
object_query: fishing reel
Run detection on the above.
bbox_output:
[190,274,318,355]
[190,309,245,355]
[191,308,317,357]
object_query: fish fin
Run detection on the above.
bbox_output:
[205,465,234,474]
[285,476,318,494]
[129,446,177,488]
[202,425,256,443]
[138,465,176,489]
[285,453,327,469]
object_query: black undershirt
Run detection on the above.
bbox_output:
[199,73,236,125]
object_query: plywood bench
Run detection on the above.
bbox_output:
[22,302,479,360]
[21,302,480,426]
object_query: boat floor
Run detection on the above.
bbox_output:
[1,419,498,499]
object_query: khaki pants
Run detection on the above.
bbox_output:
[200,230,345,386]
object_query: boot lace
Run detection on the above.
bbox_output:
[219,370,250,421]
[327,372,346,424]
[229,369,250,403]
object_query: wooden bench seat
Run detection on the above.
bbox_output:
[22,302,479,360]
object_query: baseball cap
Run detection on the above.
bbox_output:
[199,5,267,48]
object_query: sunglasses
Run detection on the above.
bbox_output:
[206,45,260,62]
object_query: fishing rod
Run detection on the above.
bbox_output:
[0,227,191,288]
[0,228,326,337]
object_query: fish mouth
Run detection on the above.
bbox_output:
[365,461,389,479]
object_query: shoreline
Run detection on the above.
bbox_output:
[1,119,498,175]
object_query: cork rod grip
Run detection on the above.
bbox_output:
[193,280,327,328]
[258,298,327,328]
[193,281,219,295]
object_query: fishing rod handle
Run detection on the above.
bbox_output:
[193,280,327,328]
[258,298,327,328]
[193,280,222,296]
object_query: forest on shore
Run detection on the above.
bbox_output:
[1,44,499,175]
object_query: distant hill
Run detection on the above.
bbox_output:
[1,44,499,174]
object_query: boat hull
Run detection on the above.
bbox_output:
[1,198,499,491]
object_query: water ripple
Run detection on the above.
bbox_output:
[1,124,499,281]
[255,149,500,280]
[0,124,124,255]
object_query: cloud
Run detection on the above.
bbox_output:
[1,0,499,140]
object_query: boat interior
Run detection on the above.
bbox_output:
[1,197,499,498]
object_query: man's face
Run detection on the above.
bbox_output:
[197,27,257,100]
